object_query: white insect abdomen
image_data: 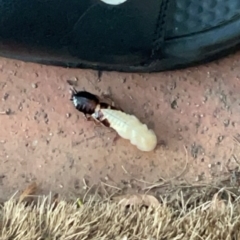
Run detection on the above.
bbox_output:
[101,109,158,152]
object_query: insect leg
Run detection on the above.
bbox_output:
[112,133,120,146]
[68,85,78,101]
[100,93,115,107]
[83,113,92,121]
[83,114,101,128]
[104,97,115,107]
[92,118,103,126]
[111,100,115,107]
[70,86,77,94]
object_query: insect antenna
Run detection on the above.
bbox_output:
[68,85,78,102]
[70,86,77,94]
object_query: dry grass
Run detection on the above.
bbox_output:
[1,182,240,240]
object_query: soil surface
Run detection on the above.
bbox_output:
[1,52,240,200]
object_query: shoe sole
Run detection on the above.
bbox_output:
[0,16,240,73]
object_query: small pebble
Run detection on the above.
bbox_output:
[2,109,11,115]
[223,119,230,127]
[195,175,200,182]
[202,96,208,103]
[32,140,38,146]
[31,83,37,88]
[2,93,9,101]
[69,76,78,82]
[218,136,224,142]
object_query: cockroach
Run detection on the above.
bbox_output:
[70,87,100,116]
[69,87,157,152]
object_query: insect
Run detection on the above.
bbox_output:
[69,87,158,152]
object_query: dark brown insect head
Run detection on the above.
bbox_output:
[70,89,99,115]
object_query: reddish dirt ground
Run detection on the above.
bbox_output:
[1,52,240,200]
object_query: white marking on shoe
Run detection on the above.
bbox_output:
[100,0,127,5]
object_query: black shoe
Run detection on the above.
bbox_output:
[0,0,240,73]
